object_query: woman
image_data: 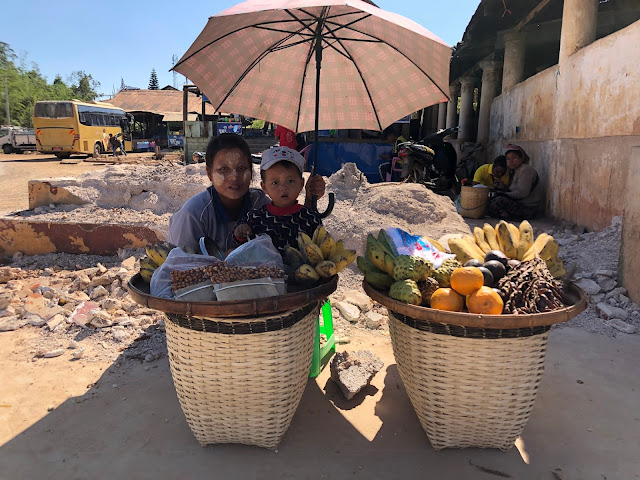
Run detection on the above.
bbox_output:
[472,155,509,188]
[167,134,326,252]
[487,144,543,219]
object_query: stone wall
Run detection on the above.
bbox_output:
[489,20,640,231]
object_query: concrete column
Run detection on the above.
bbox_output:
[446,84,460,129]
[437,102,447,131]
[458,76,476,142]
[502,31,525,91]
[477,60,502,144]
[559,0,599,64]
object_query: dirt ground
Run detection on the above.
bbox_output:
[1,155,640,479]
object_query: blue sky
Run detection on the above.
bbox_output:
[3,1,478,98]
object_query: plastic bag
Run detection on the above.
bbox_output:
[225,234,283,269]
[382,227,456,269]
[150,247,222,299]
[454,195,462,214]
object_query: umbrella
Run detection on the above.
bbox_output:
[173,0,451,212]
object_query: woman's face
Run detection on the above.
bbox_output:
[506,152,524,170]
[206,147,252,201]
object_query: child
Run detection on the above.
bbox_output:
[233,146,322,254]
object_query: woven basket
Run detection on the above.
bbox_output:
[164,302,319,449]
[389,311,548,450]
[459,185,489,219]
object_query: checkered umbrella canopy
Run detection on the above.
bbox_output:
[173,0,451,135]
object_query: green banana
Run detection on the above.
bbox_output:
[364,271,394,290]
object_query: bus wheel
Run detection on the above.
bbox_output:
[55,153,71,160]
[2,144,13,154]
[93,143,103,156]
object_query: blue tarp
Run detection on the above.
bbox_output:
[306,141,392,184]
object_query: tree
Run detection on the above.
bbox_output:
[148,69,159,90]
[68,71,100,101]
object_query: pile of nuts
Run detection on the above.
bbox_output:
[171,262,285,291]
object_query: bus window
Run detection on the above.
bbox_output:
[34,102,73,118]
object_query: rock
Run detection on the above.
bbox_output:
[42,268,55,277]
[24,294,64,320]
[6,279,24,290]
[618,295,631,306]
[596,303,630,321]
[0,267,18,283]
[68,291,91,303]
[12,251,24,262]
[336,301,361,323]
[70,274,91,292]
[575,279,601,296]
[342,290,372,312]
[68,341,79,349]
[0,305,17,318]
[68,301,100,327]
[595,269,617,278]
[112,287,129,299]
[111,327,130,343]
[556,235,578,246]
[71,348,85,360]
[606,287,628,299]
[330,350,383,400]
[25,313,47,327]
[335,336,351,345]
[90,285,109,299]
[0,316,29,332]
[89,310,113,328]
[0,293,13,310]
[365,311,383,329]
[114,316,134,326]
[100,298,122,311]
[596,277,617,292]
[606,318,638,334]
[46,314,65,331]
[42,348,65,358]
[97,263,108,274]
[121,256,136,270]
[589,293,605,304]
[90,275,112,288]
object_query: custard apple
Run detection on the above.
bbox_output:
[389,279,422,306]
[417,277,440,307]
[392,255,433,281]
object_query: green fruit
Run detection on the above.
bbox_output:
[392,255,433,282]
[433,258,463,287]
[389,279,422,305]
[364,271,394,290]
[417,277,440,307]
[357,256,381,274]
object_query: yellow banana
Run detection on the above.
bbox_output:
[319,233,337,260]
[315,261,337,278]
[145,243,171,266]
[506,223,521,245]
[462,235,486,260]
[522,233,550,261]
[334,239,345,253]
[496,221,518,259]
[299,232,313,247]
[304,243,324,266]
[473,227,492,254]
[424,236,445,252]
[516,220,534,260]
[295,264,320,284]
[483,223,501,251]
[284,246,305,270]
[539,236,559,262]
[449,237,482,265]
[140,256,159,271]
[312,226,327,246]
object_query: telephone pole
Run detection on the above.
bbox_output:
[4,77,10,125]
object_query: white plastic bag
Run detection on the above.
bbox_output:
[383,227,456,269]
[225,234,283,269]
[150,247,222,299]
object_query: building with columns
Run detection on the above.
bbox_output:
[442,0,640,300]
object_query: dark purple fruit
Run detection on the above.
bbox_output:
[484,250,508,266]
[507,259,521,270]
[477,266,494,286]
[492,287,507,302]
[483,260,507,282]
[464,259,484,268]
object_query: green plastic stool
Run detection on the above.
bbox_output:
[309,299,335,378]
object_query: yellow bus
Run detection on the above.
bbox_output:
[33,100,132,159]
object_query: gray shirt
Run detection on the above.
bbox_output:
[507,163,543,209]
[167,187,269,252]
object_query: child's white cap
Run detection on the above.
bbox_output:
[260,146,304,173]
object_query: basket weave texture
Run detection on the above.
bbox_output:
[164,304,319,449]
[389,312,548,450]
[459,185,489,219]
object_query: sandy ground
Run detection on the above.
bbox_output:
[1,155,640,479]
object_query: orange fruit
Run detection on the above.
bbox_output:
[466,286,504,315]
[430,288,464,312]
[450,267,485,295]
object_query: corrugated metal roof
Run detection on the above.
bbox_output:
[107,89,219,120]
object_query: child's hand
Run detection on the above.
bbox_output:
[234,224,252,240]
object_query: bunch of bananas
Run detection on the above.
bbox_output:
[448,220,566,278]
[285,226,356,285]
[139,242,174,282]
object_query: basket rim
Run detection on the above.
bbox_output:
[127,273,337,318]
[363,280,587,329]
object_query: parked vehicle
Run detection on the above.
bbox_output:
[0,125,37,154]
[393,127,460,198]
[33,100,132,159]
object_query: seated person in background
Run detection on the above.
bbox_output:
[378,125,407,181]
[473,155,509,189]
[487,144,543,219]
[233,146,322,255]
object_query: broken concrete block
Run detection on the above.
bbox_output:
[606,318,638,334]
[0,316,29,332]
[330,350,383,400]
[365,311,383,329]
[336,301,360,323]
[575,278,601,296]
[596,303,630,321]
[342,290,372,312]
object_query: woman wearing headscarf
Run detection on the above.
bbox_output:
[487,144,543,219]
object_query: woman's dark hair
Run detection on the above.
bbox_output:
[205,133,252,170]
[505,149,524,159]
[493,155,507,169]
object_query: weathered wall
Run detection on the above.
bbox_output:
[490,20,640,231]
[621,146,640,304]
